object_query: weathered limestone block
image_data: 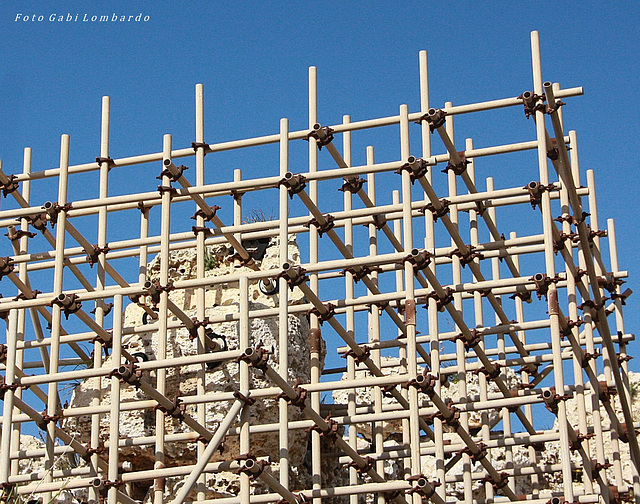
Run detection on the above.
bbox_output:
[64,237,318,500]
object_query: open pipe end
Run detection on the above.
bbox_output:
[163,158,171,166]
[543,81,553,89]
[528,181,539,190]
[313,123,322,131]
[533,273,545,282]
[259,278,278,296]
[282,262,292,271]
[143,280,153,289]
[407,156,417,164]
[57,293,67,302]
[522,91,532,99]
[43,201,54,210]
[410,248,421,257]
[91,478,104,489]
[542,389,554,399]
[428,108,437,116]
[242,348,255,359]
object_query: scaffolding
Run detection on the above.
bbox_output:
[0,31,638,504]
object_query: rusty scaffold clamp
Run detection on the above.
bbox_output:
[454,328,482,351]
[156,395,186,421]
[406,372,438,397]
[191,141,212,155]
[0,257,15,281]
[339,176,366,194]
[276,263,308,291]
[110,362,143,389]
[540,387,572,414]
[407,475,441,498]
[442,152,470,176]
[416,107,447,132]
[445,244,483,267]
[419,198,450,222]
[95,156,116,170]
[305,213,335,237]
[530,273,559,300]
[305,123,334,150]
[403,248,432,272]
[396,156,429,183]
[235,454,269,478]
[422,287,454,312]
[42,201,72,228]
[518,90,546,118]
[524,181,555,210]
[0,174,19,197]
[239,346,271,374]
[342,265,378,283]
[191,204,221,222]
[307,414,340,441]
[344,455,375,475]
[5,227,36,242]
[277,381,308,410]
[278,172,307,199]
[341,345,371,365]
[50,293,82,320]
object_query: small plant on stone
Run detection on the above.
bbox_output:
[204,249,218,271]
[2,481,71,504]
[243,209,275,224]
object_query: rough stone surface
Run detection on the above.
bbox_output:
[62,237,322,501]
[332,358,520,438]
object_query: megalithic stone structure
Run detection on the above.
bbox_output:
[0,31,638,504]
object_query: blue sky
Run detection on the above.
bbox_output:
[1,0,639,382]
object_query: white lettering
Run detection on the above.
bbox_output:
[144,15,150,22]
[15,13,22,21]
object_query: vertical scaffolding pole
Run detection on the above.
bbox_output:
[195,82,208,504]
[107,294,123,504]
[278,117,290,490]
[155,134,173,504]
[399,104,422,504]
[307,65,322,504]
[43,134,70,504]
[530,30,575,502]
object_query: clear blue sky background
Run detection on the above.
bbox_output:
[1,2,639,376]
